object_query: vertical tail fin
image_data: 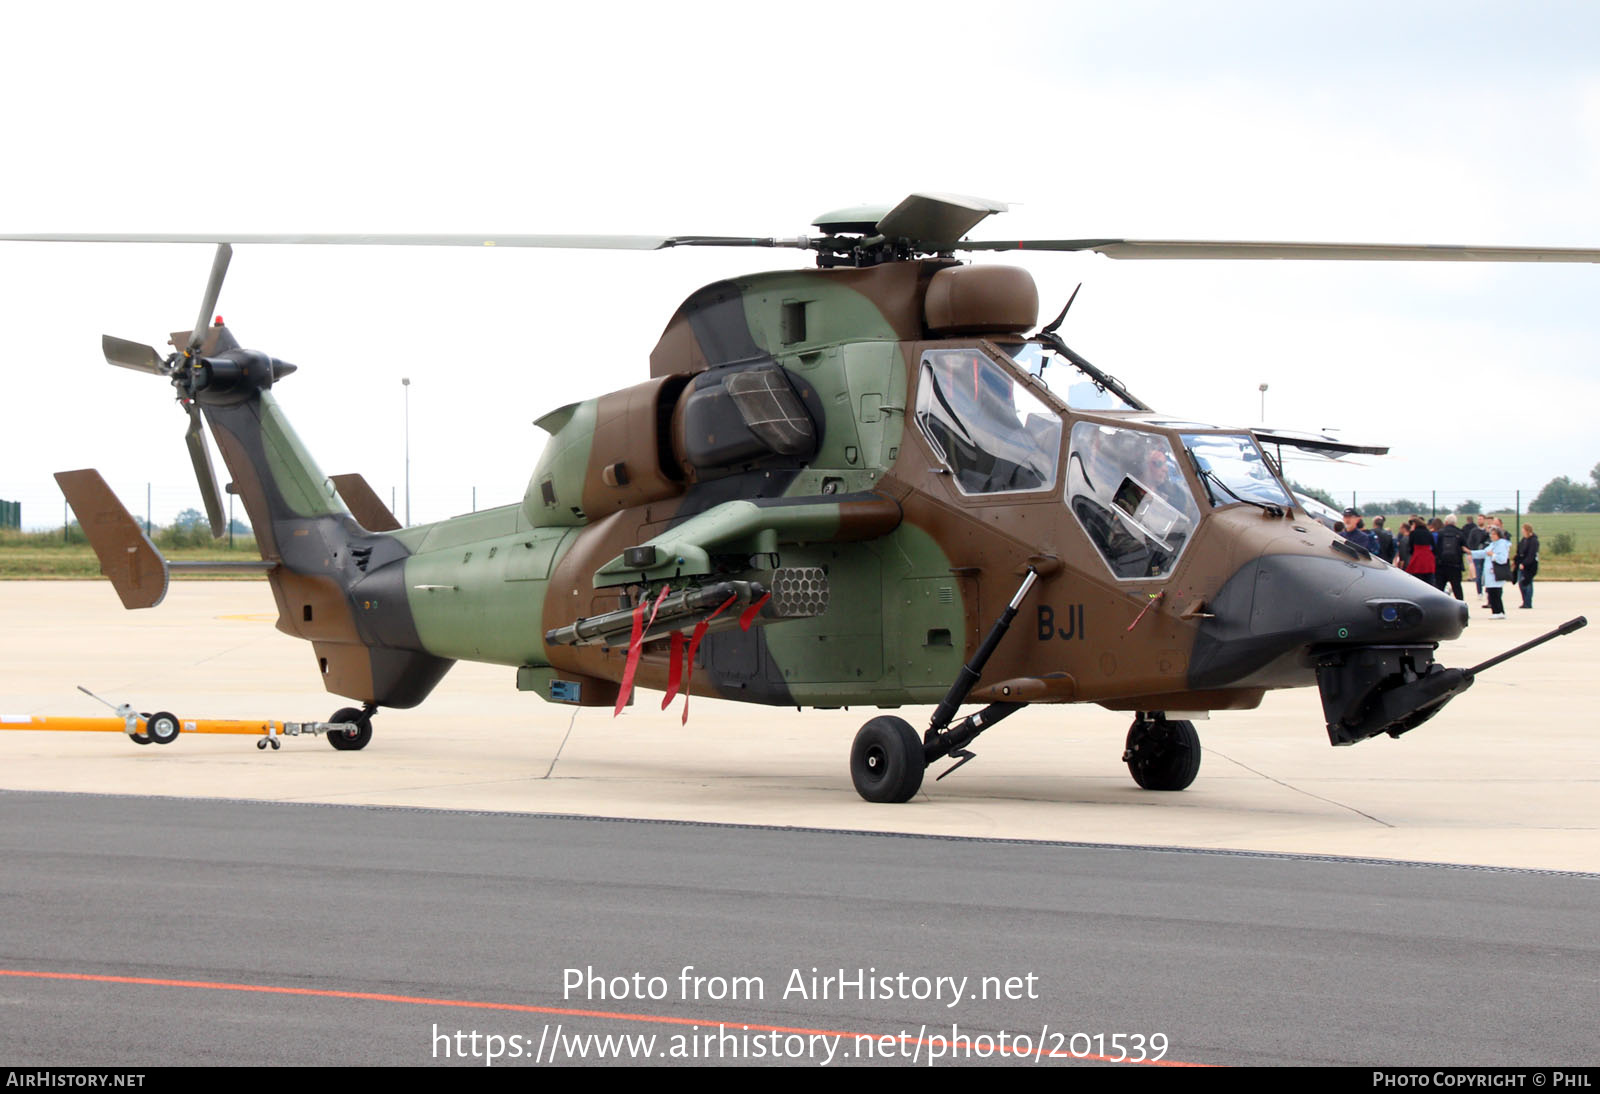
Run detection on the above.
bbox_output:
[331,473,402,532]
[54,469,169,609]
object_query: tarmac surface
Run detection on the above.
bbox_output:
[1,580,1597,1067]
[1,580,1596,871]
[1,793,1594,1067]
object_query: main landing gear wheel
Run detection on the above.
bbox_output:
[850,716,925,803]
[327,707,373,751]
[1123,716,1201,791]
[144,711,181,746]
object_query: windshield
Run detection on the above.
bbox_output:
[1181,433,1293,508]
[1003,342,1139,412]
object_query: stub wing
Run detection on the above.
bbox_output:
[591,493,902,587]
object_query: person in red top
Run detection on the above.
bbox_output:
[1403,513,1436,582]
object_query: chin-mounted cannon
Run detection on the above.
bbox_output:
[1315,616,1587,746]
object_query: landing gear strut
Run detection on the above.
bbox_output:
[1123,715,1200,791]
[327,704,375,751]
[848,568,1039,803]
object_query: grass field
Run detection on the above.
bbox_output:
[0,528,264,579]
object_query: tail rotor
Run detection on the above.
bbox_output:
[97,242,253,541]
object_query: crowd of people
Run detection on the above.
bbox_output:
[1337,509,1539,619]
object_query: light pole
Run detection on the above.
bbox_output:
[402,377,411,527]
[1258,382,1269,423]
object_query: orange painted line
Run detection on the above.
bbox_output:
[0,968,1210,1066]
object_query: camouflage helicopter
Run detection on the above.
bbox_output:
[16,193,1591,802]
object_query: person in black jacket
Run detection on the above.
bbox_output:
[1339,508,1378,552]
[1371,515,1397,563]
[1463,516,1489,598]
[1434,514,1468,602]
[1516,523,1540,608]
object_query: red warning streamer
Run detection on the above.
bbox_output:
[679,593,738,725]
[613,584,670,717]
[661,630,686,709]
[738,592,771,632]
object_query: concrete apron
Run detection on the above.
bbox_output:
[1,580,1595,872]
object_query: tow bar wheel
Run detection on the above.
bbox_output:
[144,711,181,746]
[326,707,373,751]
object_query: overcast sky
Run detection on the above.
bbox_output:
[2,1,1596,528]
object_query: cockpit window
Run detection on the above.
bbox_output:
[915,349,1061,495]
[1181,433,1293,508]
[1003,342,1139,411]
[1067,422,1200,579]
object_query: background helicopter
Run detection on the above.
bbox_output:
[12,193,1591,802]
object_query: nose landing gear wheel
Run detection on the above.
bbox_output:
[327,707,373,751]
[850,716,926,803]
[1123,716,1201,791]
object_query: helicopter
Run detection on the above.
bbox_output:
[13,193,1592,802]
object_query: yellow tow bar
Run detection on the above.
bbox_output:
[0,687,360,750]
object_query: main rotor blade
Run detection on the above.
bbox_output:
[959,239,1600,262]
[188,243,232,353]
[102,334,165,373]
[0,232,812,251]
[19,229,1596,263]
[184,403,226,539]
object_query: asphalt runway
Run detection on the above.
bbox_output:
[1,792,1593,1067]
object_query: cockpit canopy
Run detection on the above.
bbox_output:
[915,348,1061,495]
[1183,433,1294,509]
[1067,422,1200,579]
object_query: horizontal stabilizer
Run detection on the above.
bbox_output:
[167,560,275,574]
[331,473,401,531]
[54,469,168,609]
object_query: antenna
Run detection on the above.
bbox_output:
[1039,283,1082,336]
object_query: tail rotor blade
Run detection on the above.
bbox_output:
[103,335,166,374]
[188,243,233,353]
[184,403,226,538]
